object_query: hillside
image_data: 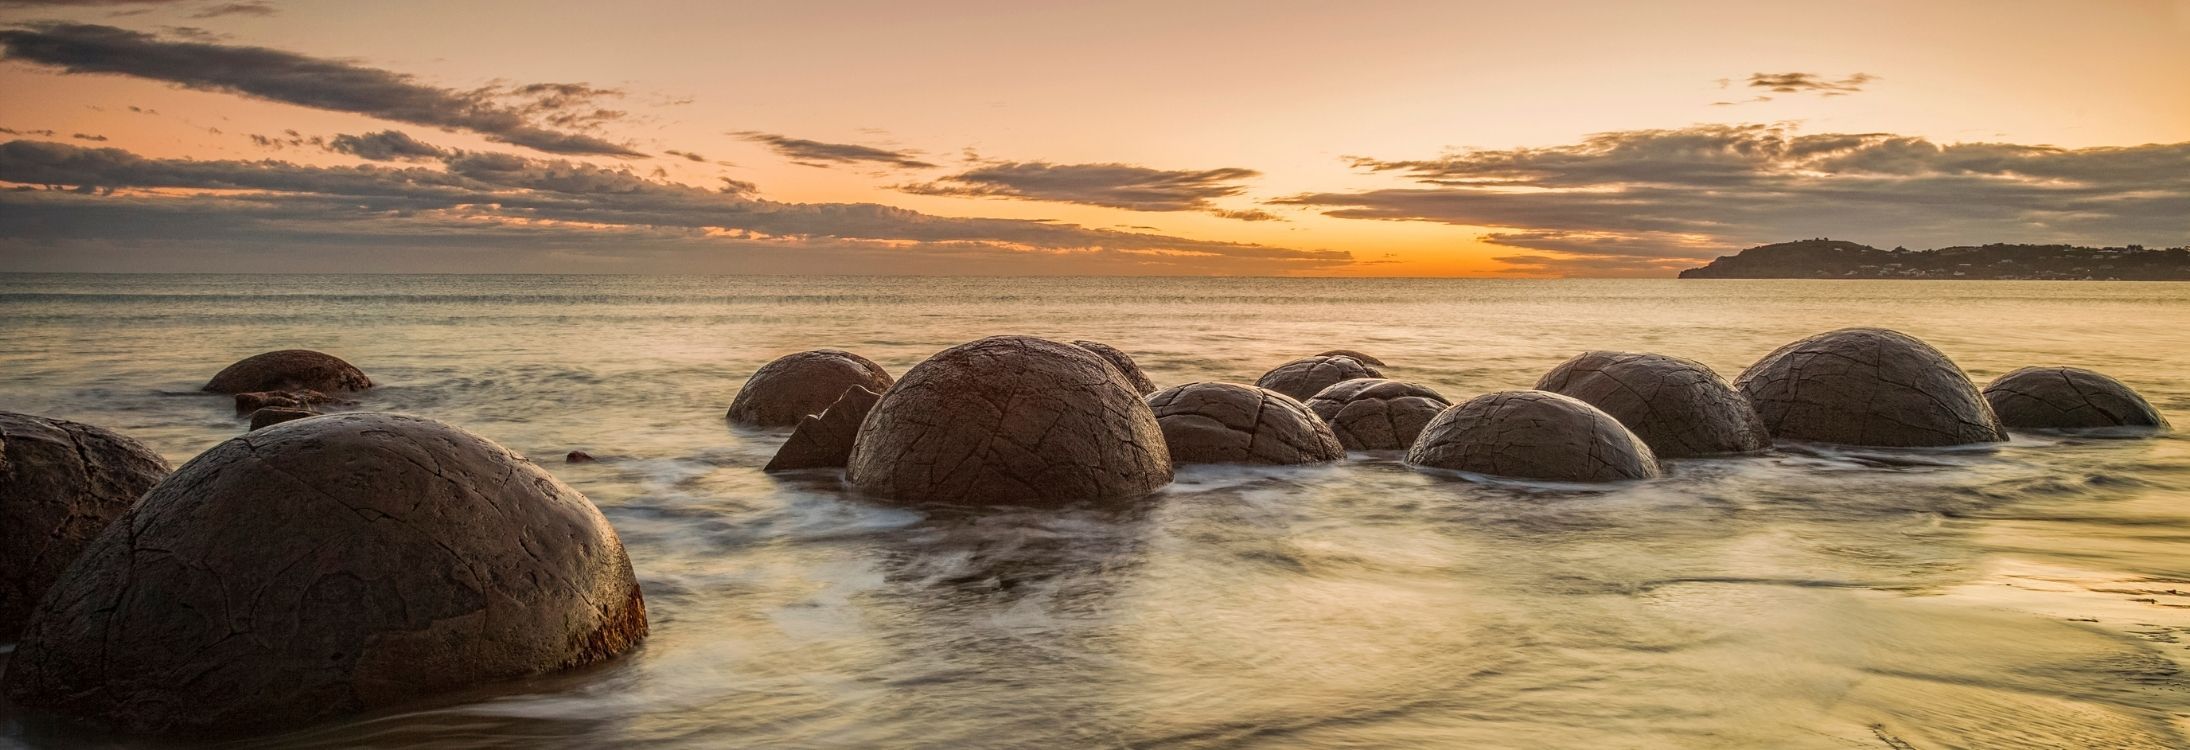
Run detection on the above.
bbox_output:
[1678,239,2190,280]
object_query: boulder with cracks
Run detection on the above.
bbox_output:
[847,336,1172,505]
[1735,328,2005,447]
[1304,378,1450,451]
[1983,366,2170,431]
[0,412,172,641]
[1255,355,1383,402]
[2,413,648,735]
[726,350,894,427]
[1407,391,1661,482]
[1536,351,1770,458]
[203,350,372,394]
[1071,340,1158,395]
[766,385,883,471]
[1148,382,1345,465]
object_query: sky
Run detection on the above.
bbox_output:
[0,0,2185,277]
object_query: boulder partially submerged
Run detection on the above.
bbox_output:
[847,336,1172,505]
[247,406,317,430]
[0,412,171,641]
[1071,340,1159,395]
[1147,382,1345,465]
[765,385,883,471]
[1407,391,1660,482]
[203,350,371,394]
[1537,351,1770,458]
[1735,328,2005,447]
[1983,366,2170,430]
[1316,349,1386,367]
[3,413,648,735]
[1304,378,1449,451]
[726,349,894,427]
[1255,355,1383,402]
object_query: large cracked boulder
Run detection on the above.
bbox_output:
[726,349,894,427]
[1982,366,2170,431]
[1255,355,1384,402]
[1304,378,1450,451]
[765,385,883,471]
[3,413,648,735]
[1148,382,1345,465]
[1735,328,2006,447]
[1,412,171,641]
[847,336,1172,505]
[1071,340,1158,395]
[203,349,372,394]
[1407,391,1661,482]
[1536,351,1770,458]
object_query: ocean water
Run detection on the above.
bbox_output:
[1,274,2188,749]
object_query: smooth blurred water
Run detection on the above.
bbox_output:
[1,274,2187,749]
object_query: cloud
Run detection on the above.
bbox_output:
[187,1,271,17]
[899,161,1279,220]
[0,23,642,157]
[736,131,934,169]
[1745,72,1877,96]
[326,130,446,161]
[68,132,104,141]
[664,149,706,162]
[0,139,1352,274]
[1284,123,2190,276]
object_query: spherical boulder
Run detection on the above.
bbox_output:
[1256,355,1384,402]
[1147,382,1345,465]
[1071,340,1158,395]
[203,349,372,394]
[1407,391,1661,482]
[1735,328,2006,447]
[1982,366,2170,431]
[1316,349,1386,367]
[1537,351,1770,458]
[1304,378,1450,451]
[726,349,894,427]
[847,336,1172,505]
[3,413,648,735]
[1,412,171,641]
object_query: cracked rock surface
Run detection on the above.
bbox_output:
[1316,349,1386,367]
[249,407,318,430]
[1070,340,1158,395]
[1983,366,2170,430]
[1406,390,1661,482]
[1255,355,1384,402]
[2,413,648,735]
[1537,351,1770,458]
[1148,382,1345,465]
[847,336,1172,505]
[0,412,172,641]
[1735,328,2006,447]
[203,350,372,394]
[1304,378,1450,451]
[725,349,894,427]
[766,385,883,471]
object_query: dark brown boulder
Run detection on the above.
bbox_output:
[203,350,371,394]
[1407,391,1661,482]
[3,413,648,735]
[1316,349,1386,367]
[847,336,1171,505]
[566,450,598,463]
[1735,328,2006,447]
[1304,378,1450,451]
[1536,351,1770,458]
[765,385,883,471]
[725,349,893,427]
[1255,355,1384,402]
[247,407,317,430]
[1,412,171,641]
[1982,366,2171,430]
[234,388,349,415]
[1071,340,1158,395]
[1147,382,1345,465]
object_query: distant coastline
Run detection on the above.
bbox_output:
[1679,239,2190,280]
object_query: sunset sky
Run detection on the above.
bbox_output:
[1,0,2186,276]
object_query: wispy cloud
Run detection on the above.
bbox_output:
[899,161,1279,220]
[735,131,934,169]
[326,130,445,161]
[0,23,642,156]
[188,1,271,18]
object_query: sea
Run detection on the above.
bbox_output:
[1,274,2187,749]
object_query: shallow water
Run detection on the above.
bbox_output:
[1,274,2187,749]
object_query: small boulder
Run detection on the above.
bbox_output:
[1537,351,1770,458]
[3,413,648,735]
[765,385,883,471]
[1407,391,1660,482]
[1982,366,2171,431]
[248,407,317,430]
[726,349,893,427]
[566,450,598,463]
[847,336,1171,505]
[1071,340,1159,395]
[1304,378,1450,451]
[1256,355,1384,402]
[1735,328,2006,447]
[1316,349,1387,367]
[1148,382,1345,465]
[234,388,349,415]
[204,350,371,394]
[1,412,172,640]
